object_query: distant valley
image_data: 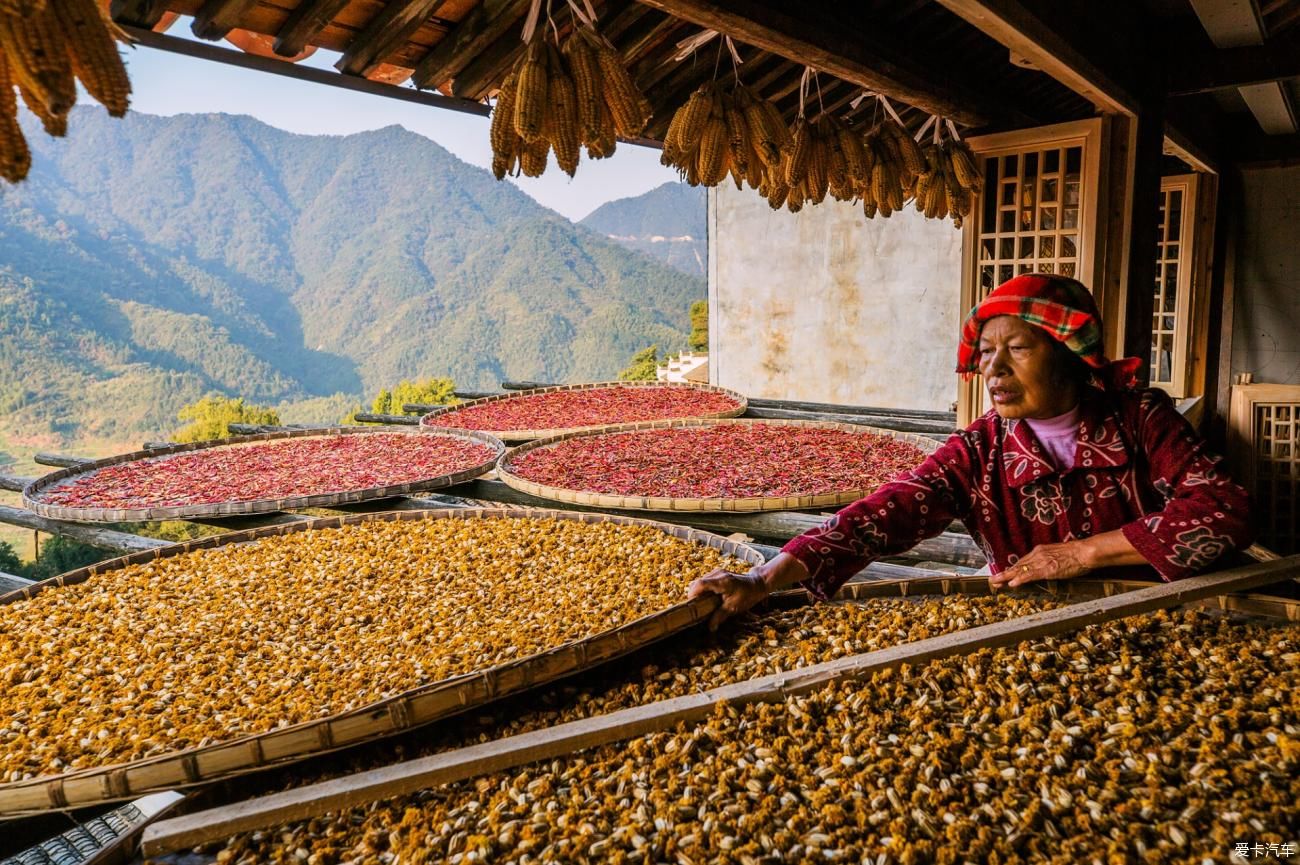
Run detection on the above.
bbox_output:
[0,109,705,453]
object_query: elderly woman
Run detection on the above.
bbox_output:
[690,274,1254,629]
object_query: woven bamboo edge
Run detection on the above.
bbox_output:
[419,381,749,442]
[495,418,940,513]
[812,575,1300,623]
[21,427,506,523]
[0,507,762,816]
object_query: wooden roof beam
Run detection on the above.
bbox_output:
[109,0,169,29]
[631,0,990,127]
[1168,33,1300,95]
[449,0,640,100]
[411,0,533,91]
[273,0,353,58]
[121,25,492,118]
[191,0,259,41]
[1185,0,1297,133]
[337,0,452,78]
[932,0,1142,116]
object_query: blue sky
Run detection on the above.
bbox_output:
[121,27,680,221]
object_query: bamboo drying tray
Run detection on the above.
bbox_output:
[21,427,506,523]
[419,381,748,442]
[813,573,1300,623]
[496,418,940,513]
[0,507,762,817]
[136,560,1300,856]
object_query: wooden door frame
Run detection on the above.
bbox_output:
[957,118,1107,427]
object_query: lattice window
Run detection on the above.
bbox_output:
[958,120,1104,425]
[1230,384,1300,556]
[1150,175,1199,396]
[1255,402,1299,554]
[976,145,1085,297]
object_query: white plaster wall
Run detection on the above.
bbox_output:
[1233,165,1300,385]
[708,183,963,410]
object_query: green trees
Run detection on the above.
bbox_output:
[342,378,458,422]
[21,536,112,582]
[688,300,708,352]
[172,396,281,443]
[618,345,661,382]
[0,540,21,575]
[370,379,457,414]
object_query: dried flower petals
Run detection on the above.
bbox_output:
[508,424,926,498]
[422,386,743,433]
[216,603,1300,864]
[0,515,746,778]
[34,433,498,510]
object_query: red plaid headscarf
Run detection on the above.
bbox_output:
[956,274,1141,390]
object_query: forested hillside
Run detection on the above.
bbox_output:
[0,109,702,445]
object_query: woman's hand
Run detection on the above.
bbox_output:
[989,529,1146,589]
[687,552,810,631]
[989,541,1092,588]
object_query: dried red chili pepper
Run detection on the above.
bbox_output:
[507,424,925,499]
[37,433,497,510]
[422,386,743,433]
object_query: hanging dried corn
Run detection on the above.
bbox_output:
[0,6,77,119]
[659,32,794,201]
[775,68,846,213]
[0,48,31,183]
[853,92,918,219]
[0,0,131,185]
[52,0,131,117]
[908,114,984,228]
[486,0,651,181]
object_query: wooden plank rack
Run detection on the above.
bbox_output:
[139,553,1300,855]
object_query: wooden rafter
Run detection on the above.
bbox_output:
[631,0,990,127]
[109,0,168,29]
[273,0,353,58]
[191,0,259,41]
[337,0,453,78]
[932,0,1141,116]
[453,0,644,100]
[120,26,493,118]
[411,0,533,90]
[618,11,681,68]
[1270,2,1300,33]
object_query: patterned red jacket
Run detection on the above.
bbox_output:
[783,387,1254,598]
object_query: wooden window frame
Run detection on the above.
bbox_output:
[1149,174,1200,397]
[1228,383,1300,555]
[957,119,1107,426]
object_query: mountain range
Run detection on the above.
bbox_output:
[0,109,705,446]
[580,182,706,277]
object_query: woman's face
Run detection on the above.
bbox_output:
[978,315,1080,419]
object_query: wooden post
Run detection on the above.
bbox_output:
[0,474,34,493]
[1207,167,1243,448]
[1119,91,1167,380]
[0,506,170,555]
[0,571,33,593]
[139,553,1300,855]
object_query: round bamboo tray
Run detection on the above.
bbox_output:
[21,427,506,523]
[495,418,940,513]
[0,507,763,817]
[419,381,749,442]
